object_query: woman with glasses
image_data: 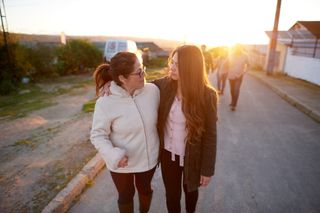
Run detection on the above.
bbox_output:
[90,52,159,213]
[153,45,217,213]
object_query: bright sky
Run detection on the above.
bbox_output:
[5,0,320,47]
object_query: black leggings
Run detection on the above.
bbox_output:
[110,166,156,204]
[229,75,243,107]
[161,149,199,213]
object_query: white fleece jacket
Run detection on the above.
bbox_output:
[90,82,160,173]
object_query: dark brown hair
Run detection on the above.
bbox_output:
[93,52,137,96]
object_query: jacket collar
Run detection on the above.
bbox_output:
[110,81,144,98]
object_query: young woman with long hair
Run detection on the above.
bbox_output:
[153,45,217,213]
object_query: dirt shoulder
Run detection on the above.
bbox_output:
[0,75,97,213]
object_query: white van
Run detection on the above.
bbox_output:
[103,39,140,62]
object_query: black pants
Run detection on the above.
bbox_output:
[229,75,244,107]
[110,166,156,205]
[217,72,228,94]
[161,149,198,213]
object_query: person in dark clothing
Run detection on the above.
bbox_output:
[201,44,214,74]
[216,49,229,95]
[153,45,218,213]
[227,44,249,111]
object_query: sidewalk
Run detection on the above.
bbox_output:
[41,71,320,213]
[249,70,320,123]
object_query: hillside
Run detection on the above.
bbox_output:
[8,33,181,51]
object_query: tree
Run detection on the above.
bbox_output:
[28,44,58,79]
[0,40,20,95]
[56,39,102,75]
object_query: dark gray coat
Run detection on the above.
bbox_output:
[153,77,217,192]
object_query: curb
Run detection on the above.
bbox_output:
[249,72,320,123]
[42,153,105,213]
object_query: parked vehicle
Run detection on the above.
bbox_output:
[103,40,141,62]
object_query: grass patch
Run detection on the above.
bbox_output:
[0,85,56,117]
[146,68,167,82]
[13,139,37,149]
[86,180,94,187]
[0,75,94,118]
[37,74,93,85]
[82,99,96,113]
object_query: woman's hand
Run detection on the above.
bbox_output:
[200,175,211,187]
[117,156,128,168]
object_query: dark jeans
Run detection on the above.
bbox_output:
[110,166,156,205]
[217,72,228,93]
[229,75,244,107]
[161,149,198,213]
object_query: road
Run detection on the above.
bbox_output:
[69,73,320,213]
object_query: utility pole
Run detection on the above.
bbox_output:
[1,0,10,63]
[266,0,282,75]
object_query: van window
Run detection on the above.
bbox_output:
[118,42,127,51]
[107,42,116,53]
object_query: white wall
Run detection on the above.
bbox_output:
[284,50,320,85]
[264,43,287,72]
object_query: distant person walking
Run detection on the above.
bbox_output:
[201,44,214,74]
[228,44,249,111]
[90,52,160,213]
[153,45,217,213]
[216,50,229,95]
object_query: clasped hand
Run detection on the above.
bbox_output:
[117,156,128,168]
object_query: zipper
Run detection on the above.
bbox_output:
[132,97,150,168]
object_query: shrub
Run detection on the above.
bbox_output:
[29,44,59,79]
[147,57,168,69]
[56,39,102,75]
[0,44,19,95]
[0,63,18,95]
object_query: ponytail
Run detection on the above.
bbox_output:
[93,63,113,96]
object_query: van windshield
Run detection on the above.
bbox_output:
[107,42,116,53]
[118,42,127,51]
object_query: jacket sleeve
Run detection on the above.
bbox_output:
[90,98,126,170]
[151,76,170,89]
[201,89,218,177]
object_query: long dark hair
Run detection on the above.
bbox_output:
[93,52,137,96]
[171,45,216,142]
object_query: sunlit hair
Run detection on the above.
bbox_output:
[93,52,137,96]
[170,45,217,143]
[93,63,112,96]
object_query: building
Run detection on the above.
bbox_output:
[265,21,320,85]
[136,42,169,58]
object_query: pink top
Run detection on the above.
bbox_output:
[228,54,249,79]
[164,96,187,166]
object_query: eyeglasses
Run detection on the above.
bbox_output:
[130,66,146,78]
[169,60,178,68]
